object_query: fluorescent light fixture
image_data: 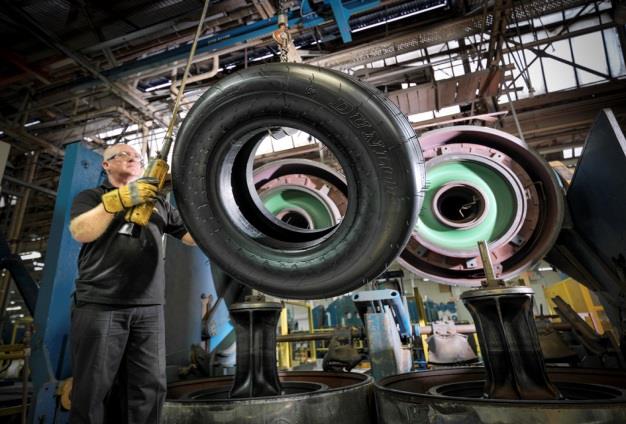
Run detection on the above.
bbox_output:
[6,306,22,311]
[251,53,275,62]
[538,266,553,272]
[225,64,237,70]
[24,120,41,127]
[97,124,139,140]
[145,81,172,92]
[0,131,4,136]
[408,111,435,123]
[352,3,447,33]
[19,251,42,261]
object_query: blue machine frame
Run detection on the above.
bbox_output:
[352,289,413,342]
[30,142,104,423]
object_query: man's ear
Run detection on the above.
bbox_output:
[102,161,110,172]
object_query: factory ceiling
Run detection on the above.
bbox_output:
[0,0,625,291]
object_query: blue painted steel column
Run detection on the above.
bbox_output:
[30,142,103,423]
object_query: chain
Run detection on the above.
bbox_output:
[272,0,291,63]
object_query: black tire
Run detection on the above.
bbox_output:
[173,63,424,299]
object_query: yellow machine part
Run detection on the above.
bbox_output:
[544,277,611,335]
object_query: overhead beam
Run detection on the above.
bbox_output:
[406,79,626,155]
[40,118,120,144]
[78,1,119,67]
[80,11,227,54]
[514,43,614,82]
[1,1,168,128]
[0,48,50,85]
[0,119,65,157]
[307,0,591,70]
[3,175,57,198]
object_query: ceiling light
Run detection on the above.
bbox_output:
[251,53,275,62]
[352,3,447,33]
[19,251,42,261]
[145,81,172,92]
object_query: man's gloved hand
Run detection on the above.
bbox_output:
[101,177,159,213]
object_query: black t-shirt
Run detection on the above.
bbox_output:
[70,179,187,305]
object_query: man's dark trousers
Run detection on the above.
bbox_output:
[69,303,166,424]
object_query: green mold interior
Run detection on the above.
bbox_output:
[262,188,334,229]
[418,160,517,251]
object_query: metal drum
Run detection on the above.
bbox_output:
[375,367,626,424]
[164,371,374,423]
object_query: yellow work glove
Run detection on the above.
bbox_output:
[101,177,159,213]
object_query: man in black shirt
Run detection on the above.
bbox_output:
[69,143,194,423]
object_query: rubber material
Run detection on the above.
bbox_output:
[172,63,424,299]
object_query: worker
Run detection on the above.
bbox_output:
[68,143,195,423]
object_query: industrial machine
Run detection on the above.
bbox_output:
[352,289,413,380]
[399,125,564,286]
[163,296,374,423]
[19,39,626,424]
[375,242,626,423]
[212,104,626,423]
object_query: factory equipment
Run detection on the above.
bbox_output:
[253,159,348,231]
[163,296,374,423]
[163,238,240,380]
[425,320,477,365]
[164,107,626,424]
[397,110,626,349]
[321,326,364,372]
[375,241,626,423]
[398,125,564,286]
[389,113,626,423]
[0,232,38,315]
[551,295,624,368]
[534,317,578,365]
[21,47,625,424]
[546,109,626,356]
[353,289,413,380]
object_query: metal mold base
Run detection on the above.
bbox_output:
[375,367,626,424]
[164,371,374,424]
[400,126,564,286]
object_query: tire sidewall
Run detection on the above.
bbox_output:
[173,64,422,298]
